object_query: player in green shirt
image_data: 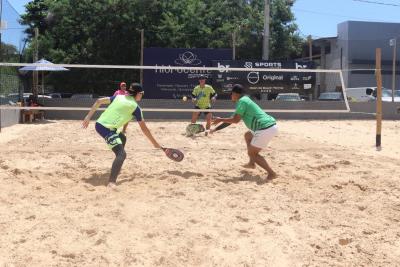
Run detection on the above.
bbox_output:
[82,83,162,189]
[191,75,217,135]
[212,84,278,181]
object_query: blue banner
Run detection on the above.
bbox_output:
[143,48,231,99]
[211,60,316,97]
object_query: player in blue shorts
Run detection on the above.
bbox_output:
[82,83,162,188]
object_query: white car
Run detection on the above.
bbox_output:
[346,87,375,102]
[275,93,303,101]
[381,89,400,102]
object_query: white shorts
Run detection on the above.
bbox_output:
[250,125,278,149]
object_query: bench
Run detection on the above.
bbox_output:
[22,110,45,123]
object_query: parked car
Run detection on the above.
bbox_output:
[382,89,400,102]
[275,93,303,101]
[71,93,99,99]
[346,87,375,102]
[7,93,51,103]
[365,87,400,102]
[318,92,344,101]
[48,92,73,98]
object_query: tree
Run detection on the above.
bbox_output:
[19,0,304,94]
[269,0,303,59]
[0,43,19,62]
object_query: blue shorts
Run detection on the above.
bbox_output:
[95,122,124,149]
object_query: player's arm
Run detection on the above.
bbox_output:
[191,87,198,103]
[212,99,245,126]
[138,121,161,148]
[134,107,161,148]
[122,123,129,134]
[82,97,111,128]
[210,87,217,102]
[212,114,241,125]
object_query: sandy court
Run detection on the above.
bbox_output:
[0,119,399,266]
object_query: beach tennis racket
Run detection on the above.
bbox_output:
[162,147,184,162]
[185,123,205,136]
[208,122,231,133]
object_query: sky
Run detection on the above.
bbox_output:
[8,0,400,39]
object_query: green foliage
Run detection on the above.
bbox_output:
[19,0,304,94]
[0,43,19,62]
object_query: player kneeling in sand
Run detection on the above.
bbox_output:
[211,84,278,181]
[82,83,162,188]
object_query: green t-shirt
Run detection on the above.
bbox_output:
[97,95,143,129]
[235,96,276,131]
[192,84,215,109]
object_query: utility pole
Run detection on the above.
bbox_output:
[33,27,39,97]
[308,35,312,61]
[390,38,396,103]
[140,29,144,85]
[232,31,236,60]
[262,0,270,60]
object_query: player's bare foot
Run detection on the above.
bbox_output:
[242,163,256,169]
[107,182,118,190]
[266,171,277,180]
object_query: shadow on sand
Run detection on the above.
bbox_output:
[82,172,109,186]
[167,170,204,179]
[216,170,273,185]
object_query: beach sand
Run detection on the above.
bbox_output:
[0,120,399,266]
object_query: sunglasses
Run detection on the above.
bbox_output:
[138,91,144,96]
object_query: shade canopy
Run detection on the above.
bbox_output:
[19,59,69,97]
[19,59,69,72]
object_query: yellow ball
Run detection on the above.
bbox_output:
[182,96,187,101]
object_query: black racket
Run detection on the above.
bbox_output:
[161,147,184,162]
[208,122,231,133]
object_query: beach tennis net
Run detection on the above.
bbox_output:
[0,63,349,114]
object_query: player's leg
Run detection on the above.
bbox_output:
[95,122,126,186]
[109,143,127,185]
[248,126,278,180]
[205,112,212,136]
[247,145,276,179]
[119,132,127,148]
[191,111,200,124]
[243,131,256,169]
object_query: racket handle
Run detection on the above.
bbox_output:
[213,122,231,132]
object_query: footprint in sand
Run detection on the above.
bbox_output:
[339,238,352,245]
[236,215,249,222]
[0,163,9,170]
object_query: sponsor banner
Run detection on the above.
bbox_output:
[211,60,315,95]
[143,48,231,99]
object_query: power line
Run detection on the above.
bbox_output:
[294,7,400,29]
[353,0,400,7]
[4,0,21,15]
[294,7,396,21]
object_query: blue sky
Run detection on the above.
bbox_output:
[293,0,400,38]
[10,0,400,39]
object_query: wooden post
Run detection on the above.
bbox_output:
[391,38,396,103]
[33,27,39,97]
[375,48,382,150]
[140,29,144,85]
[262,0,270,60]
[232,31,236,60]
